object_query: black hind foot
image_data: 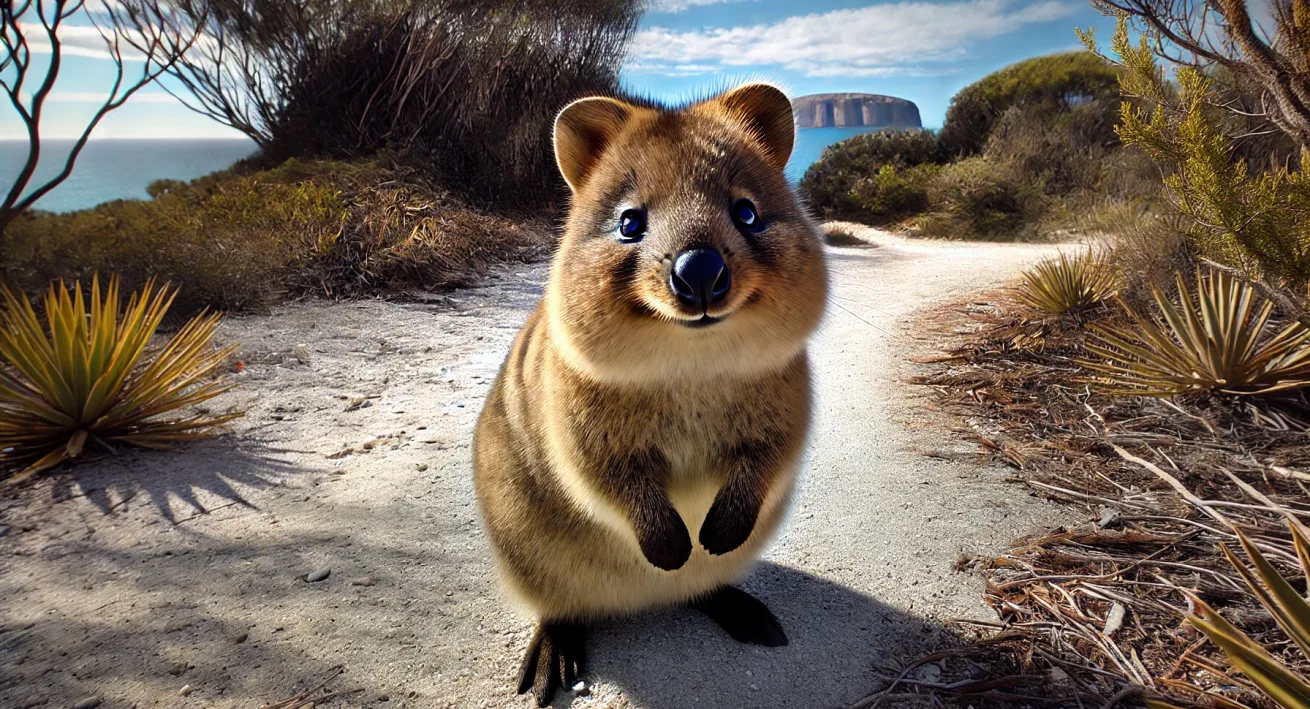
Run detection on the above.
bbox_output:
[693,585,788,647]
[516,621,587,707]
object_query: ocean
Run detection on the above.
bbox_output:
[1,128,876,213]
[0,139,259,213]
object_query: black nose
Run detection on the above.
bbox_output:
[670,248,731,310]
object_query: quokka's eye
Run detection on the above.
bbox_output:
[731,199,763,232]
[617,208,646,242]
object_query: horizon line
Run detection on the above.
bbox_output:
[0,136,257,142]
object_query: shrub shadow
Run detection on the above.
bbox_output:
[45,437,303,523]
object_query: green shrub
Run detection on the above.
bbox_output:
[0,158,550,315]
[1092,17,1310,296]
[939,51,1120,158]
[799,130,945,223]
[798,54,1153,241]
[917,157,1038,240]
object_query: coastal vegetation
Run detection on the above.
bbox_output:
[0,0,640,317]
[800,51,1155,240]
[938,50,1121,158]
[908,6,1310,708]
[0,0,638,477]
[1,158,551,317]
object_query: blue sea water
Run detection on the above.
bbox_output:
[0,139,259,213]
[1,128,876,214]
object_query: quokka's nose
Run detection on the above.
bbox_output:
[669,248,731,311]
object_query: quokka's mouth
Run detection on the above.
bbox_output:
[680,314,723,328]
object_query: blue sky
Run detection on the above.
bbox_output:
[1,0,1117,140]
[623,0,1119,128]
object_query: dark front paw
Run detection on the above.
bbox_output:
[637,507,692,571]
[699,494,759,556]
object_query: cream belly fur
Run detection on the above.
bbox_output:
[498,450,802,620]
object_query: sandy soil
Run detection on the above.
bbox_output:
[2,227,1076,709]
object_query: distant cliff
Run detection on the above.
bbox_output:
[791,93,921,129]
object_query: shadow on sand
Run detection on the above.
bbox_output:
[580,561,968,709]
[45,437,303,522]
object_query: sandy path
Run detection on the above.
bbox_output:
[1,229,1072,709]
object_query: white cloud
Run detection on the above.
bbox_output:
[628,0,1077,77]
[648,0,756,13]
[18,21,150,61]
[46,90,180,103]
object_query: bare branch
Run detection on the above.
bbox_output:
[0,0,204,234]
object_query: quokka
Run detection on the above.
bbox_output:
[473,82,828,705]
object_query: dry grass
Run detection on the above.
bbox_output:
[0,158,553,316]
[907,289,1310,708]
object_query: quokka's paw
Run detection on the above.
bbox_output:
[516,621,586,707]
[698,495,757,556]
[637,505,692,571]
[694,585,788,647]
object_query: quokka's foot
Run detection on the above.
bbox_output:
[516,621,587,707]
[693,585,788,647]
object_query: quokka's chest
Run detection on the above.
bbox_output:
[550,365,811,465]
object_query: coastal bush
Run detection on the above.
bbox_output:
[799,130,945,223]
[938,51,1121,157]
[915,158,1037,240]
[0,276,239,481]
[798,54,1154,241]
[0,158,551,315]
[136,0,642,210]
[1091,18,1310,300]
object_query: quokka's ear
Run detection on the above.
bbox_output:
[554,96,634,192]
[714,83,795,171]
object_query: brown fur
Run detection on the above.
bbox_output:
[472,84,828,624]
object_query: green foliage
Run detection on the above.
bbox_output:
[799,130,944,224]
[799,53,1153,241]
[1082,269,1310,396]
[1090,17,1310,294]
[939,51,1121,157]
[0,276,240,481]
[917,157,1038,239]
[0,159,550,316]
[1017,250,1118,315]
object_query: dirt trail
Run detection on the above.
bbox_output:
[2,227,1074,709]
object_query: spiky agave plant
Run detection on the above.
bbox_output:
[1083,269,1310,396]
[1016,249,1118,315]
[1155,523,1310,709]
[0,275,240,481]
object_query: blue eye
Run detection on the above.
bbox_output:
[732,199,762,232]
[617,208,646,242]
